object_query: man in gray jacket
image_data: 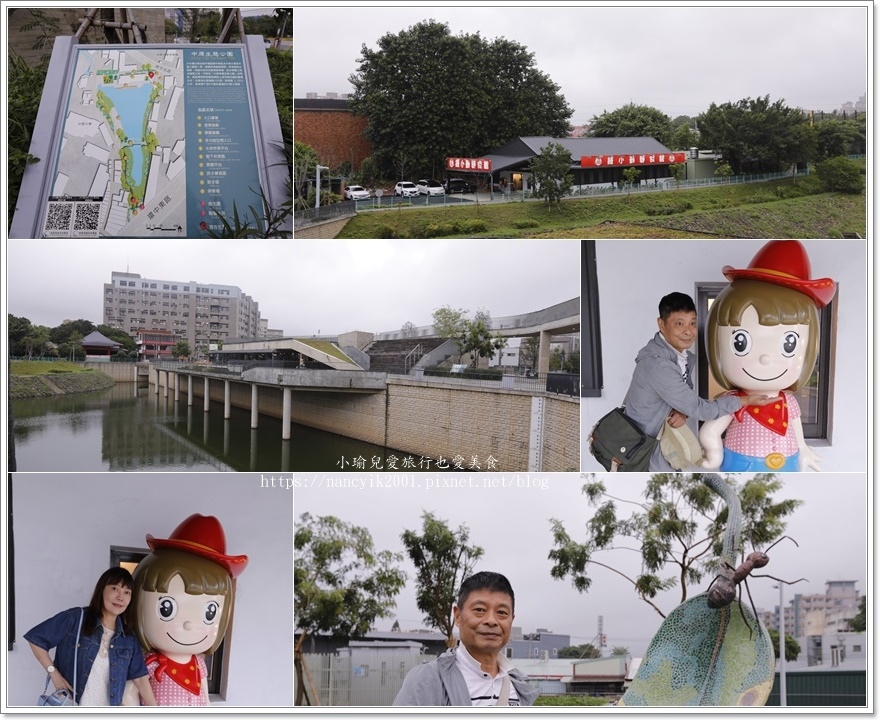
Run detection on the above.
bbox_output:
[393,571,538,706]
[625,292,770,471]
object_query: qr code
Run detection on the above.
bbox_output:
[43,202,73,235]
[73,202,101,234]
[43,200,101,237]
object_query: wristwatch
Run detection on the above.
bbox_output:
[47,665,56,673]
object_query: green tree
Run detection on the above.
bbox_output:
[22,326,51,358]
[458,319,507,368]
[529,141,573,208]
[696,95,810,174]
[432,305,469,341]
[96,324,137,354]
[848,595,866,632]
[549,474,802,616]
[714,161,734,183]
[294,513,406,705]
[767,628,801,662]
[611,646,630,656]
[401,511,484,647]
[816,156,864,194]
[668,162,686,188]
[669,115,700,150]
[348,20,572,178]
[815,117,866,159]
[294,141,320,210]
[558,643,600,659]
[171,340,191,359]
[622,166,641,191]
[8,314,34,356]
[8,53,48,230]
[49,319,95,345]
[520,337,539,372]
[589,103,674,147]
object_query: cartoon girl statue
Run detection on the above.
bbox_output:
[127,514,248,706]
[700,240,836,472]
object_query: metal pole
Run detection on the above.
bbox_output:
[778,583,787,707]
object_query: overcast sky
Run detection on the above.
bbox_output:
[6,239,580,336]
[294,472,868,657]
[293,3,869,122]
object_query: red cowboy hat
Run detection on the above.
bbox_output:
[147,514,249,578]
[722,240,836,308]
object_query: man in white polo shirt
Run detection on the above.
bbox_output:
[393,571,538,706]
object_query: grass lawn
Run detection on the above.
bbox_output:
[10,360,91,376]
[334,177,865,239]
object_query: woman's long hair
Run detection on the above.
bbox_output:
[82,567,135,636]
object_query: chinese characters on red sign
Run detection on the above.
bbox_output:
[580,152,687,168]
[446,157,493,172]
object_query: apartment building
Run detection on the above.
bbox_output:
[103,271,264,352]
[763,580,861,637]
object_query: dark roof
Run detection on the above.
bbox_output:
[294,98,351,111]
[81,330,122,348]
[485,136,675,171]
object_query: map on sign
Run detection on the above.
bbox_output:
[44,47,187,237]
[42,46,263,238]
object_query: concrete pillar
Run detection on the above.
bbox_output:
[187,375,193,407]
[282,387,292,441]
[250,384,259,429]
[224,380,231,419]
[204,377,210,412]
[154,366,160,394]
[174,373,180,402]
[163,371,169,398]
[538,330,552,375]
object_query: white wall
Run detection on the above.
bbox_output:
[581,239,867,472]
[7,473,293,707]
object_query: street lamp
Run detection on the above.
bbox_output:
[315,165,329,209]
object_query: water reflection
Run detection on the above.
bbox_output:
[11,384,408,472]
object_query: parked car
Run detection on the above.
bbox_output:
[444,178,476,194]
[416,179,445,196]
[344,185,371,201]
[394,181,420,197]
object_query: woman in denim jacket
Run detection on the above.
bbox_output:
[25,567,158,706]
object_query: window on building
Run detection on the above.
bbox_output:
[108,547,228,696]
[695,282,835,440]
[150,283,157,289]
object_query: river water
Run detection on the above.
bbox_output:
[10,384,398,473]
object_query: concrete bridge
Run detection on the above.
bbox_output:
[147,363,578,472]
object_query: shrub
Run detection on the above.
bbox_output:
[816,156,864,194]
[513,219,540,229]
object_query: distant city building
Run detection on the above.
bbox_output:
[505,627,571,659]
[103,271,267,352]
[763,580,861,638]
[259,318,285,340]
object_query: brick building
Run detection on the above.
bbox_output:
[294,97,372,171]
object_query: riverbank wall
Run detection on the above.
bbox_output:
[9,371,115,400]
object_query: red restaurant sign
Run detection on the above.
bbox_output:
[446,157,493,172]
[580,152,687,168]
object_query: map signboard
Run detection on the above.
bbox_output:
[41,45,263,238]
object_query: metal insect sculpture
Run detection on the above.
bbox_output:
[707,536,806,638]
[620,474,779,706]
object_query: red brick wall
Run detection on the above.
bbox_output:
[294,110,372,170]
